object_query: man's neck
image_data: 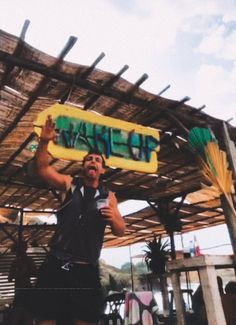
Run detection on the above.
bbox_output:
[83,177,99,188]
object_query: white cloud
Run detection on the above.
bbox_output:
[221,30,236,60]
[0,0,236,122]
[193,63,236,122]
[198,25,225,54]
[221,0,236,22]
[198,24,236,60]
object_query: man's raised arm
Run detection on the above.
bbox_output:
[35,115,72,191]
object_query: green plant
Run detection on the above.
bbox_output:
[143,235,170,275]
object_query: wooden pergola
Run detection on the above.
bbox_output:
[0,21,236,251]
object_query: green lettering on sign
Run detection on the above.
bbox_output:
[34,104,160,173]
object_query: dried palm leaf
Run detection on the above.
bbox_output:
[189,127,236,216]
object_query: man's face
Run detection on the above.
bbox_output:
[83,153,105,179]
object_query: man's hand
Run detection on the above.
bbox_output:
[35,114,72,191]
[100,192,125,237]
[100,192,117,222]
[100,206,114,223]
[40,115,57,143]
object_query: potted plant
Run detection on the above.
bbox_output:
[144,235,171,316]
[144,235,170,276]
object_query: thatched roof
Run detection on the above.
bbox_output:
[0,24,235,249]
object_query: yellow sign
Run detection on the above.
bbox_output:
[34,104,160,173]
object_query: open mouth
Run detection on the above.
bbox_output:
[88,166,97,171]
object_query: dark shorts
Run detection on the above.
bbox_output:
[12,288,34,312]
[32,255,104,322]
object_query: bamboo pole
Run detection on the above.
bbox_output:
[220,195,236,258]
[221,122,236,259]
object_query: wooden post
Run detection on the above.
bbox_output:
[167,255,234,325]
[221,122,236,257]
[17,209,24,252]
[169,230,176,260]
[199,265,226,325]
[169,272,186,325]
[220,195,236,257]
[128,245,134,291]
[222,122,236,183]
[159,274,170,317]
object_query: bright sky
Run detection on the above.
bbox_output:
[101,223,233,268]
[0,0,235,267]
[1,0,236,124]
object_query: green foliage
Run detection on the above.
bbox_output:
[188,127,217,156]
[188,127,219,176]
[143,235,170,275]
[120,262,136,273]
[120,261,147,274]
[100,261,131,294]
[135,261,148,274]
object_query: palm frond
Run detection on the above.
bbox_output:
[201,142,233,195]
[188,127,236,216]
[188,127,217,156]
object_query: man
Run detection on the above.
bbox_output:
[33,115,125,325]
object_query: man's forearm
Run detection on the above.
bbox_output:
[107,192,126,237]
[110,207,126,237]
[35,139,50,171]
[111,216,126,237]
[34,138,72,190]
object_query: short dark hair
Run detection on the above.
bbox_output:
[82,148,106,167]
[225,281,236,294]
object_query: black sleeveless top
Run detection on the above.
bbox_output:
[49,178,109,264]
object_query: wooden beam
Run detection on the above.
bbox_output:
[104,73,149,116]
[0,133,35,175]
[0,50,152,108]
[60,52,106,104]
[0,20,30,88]
[0,36,77,143]
[84,64,129,109]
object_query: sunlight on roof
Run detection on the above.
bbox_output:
[35,214,57,224]
[118,200,149,216]
[174,197,190,204]
[27,214,57,225]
